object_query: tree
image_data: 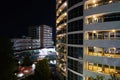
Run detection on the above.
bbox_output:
[34,59,51,80]
[0,36,18,80]
[21,56,33,66]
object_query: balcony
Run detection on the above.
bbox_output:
[57,0,66,10]
[85,0,120,10]
[56,13,67,26]
[56,29,66,35]
[57,8,67,18]
[85,62,120,77]
[86,30,120,40]
[85,12,120,25]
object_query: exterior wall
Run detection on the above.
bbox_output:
[83,0,120,80]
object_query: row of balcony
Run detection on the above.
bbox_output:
[14,46,40,51]
[86,30,120,40]
[85,12,120,25]
[56,1,67,22]
[85,0,120,10]
[57,29,66,35]
[56,17,66,26]
[56,13,67,26]
[56,0,66,9]
[56,23,66,31]
[57,8,67,18]
[86,46,120,58]
[85,61,120,76]
[14,41,40,43]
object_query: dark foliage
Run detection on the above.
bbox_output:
[21,56,33,66]
[34,59,51,80]
[0,36,18,80]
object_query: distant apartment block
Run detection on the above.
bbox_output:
[12,25,53,52]
[29,25,53,48]
[11,37,40,51]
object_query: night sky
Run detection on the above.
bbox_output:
[0,0,56,38]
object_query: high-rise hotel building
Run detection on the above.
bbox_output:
[56,0,67,79]
[57,0,120,80]
[67,0,120,80]
[84,0,120,80]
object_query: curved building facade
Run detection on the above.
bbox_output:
[67,0,120,80]
[56,0,67,79]
[84,0,120,80]
[67,0,84,80]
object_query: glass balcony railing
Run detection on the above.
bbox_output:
[86,30,120,40]
[86,62,120,77]
[86,13,120,25]
[87,47,120,58]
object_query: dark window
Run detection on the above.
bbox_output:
[68,70,83,80]
[104,13,120,22]
[68,19,83,32]
[68,47,83,59]
[68,0,83,8]
[68,33,83,44]
[68,5,83,20]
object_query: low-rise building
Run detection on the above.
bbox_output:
[11,37,40,51]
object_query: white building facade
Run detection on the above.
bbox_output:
[11,37,40,51]
[42,25,53,48]
[84,0,120,80]
[29,25,53,48]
